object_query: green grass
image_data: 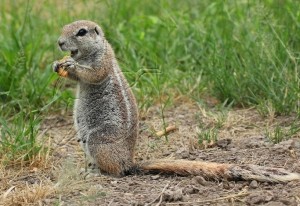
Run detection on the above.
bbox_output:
[1,0,300,164]
[198,128,219,146]
[266,122,300,144]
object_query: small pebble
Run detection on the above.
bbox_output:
[192,176,208,186]
[151,175,160,180]
[249,180,258,189]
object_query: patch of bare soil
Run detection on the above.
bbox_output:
[1,102,300,205]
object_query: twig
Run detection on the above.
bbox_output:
[156,194,164,206]
[2,186,16,199]
[166,192,249,205]
[156,125,177,137]
[108,199,114,206]
[146,182,169,206]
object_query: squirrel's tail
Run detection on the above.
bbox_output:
[140,160,300,183]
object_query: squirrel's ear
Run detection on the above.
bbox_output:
[94,26,103,36]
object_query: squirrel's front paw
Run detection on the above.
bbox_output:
[52,56,76,77]
[52,61,67,77]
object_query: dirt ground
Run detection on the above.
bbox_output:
[1,102,300,205]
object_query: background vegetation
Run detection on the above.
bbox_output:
[1,0,300,164]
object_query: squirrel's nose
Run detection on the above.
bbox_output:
[58,39,65,48]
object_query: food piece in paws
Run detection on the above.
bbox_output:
[54,56,71,77]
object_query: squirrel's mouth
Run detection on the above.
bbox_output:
[70,49,79,58]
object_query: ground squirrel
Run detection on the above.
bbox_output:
[53,20,300,182]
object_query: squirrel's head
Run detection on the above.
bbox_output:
[58,20,105,61]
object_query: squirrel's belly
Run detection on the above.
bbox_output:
[74,90,125,135]
[74,81,138,160]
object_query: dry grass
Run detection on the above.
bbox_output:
[1,182,55,206]
[0,163,55,206]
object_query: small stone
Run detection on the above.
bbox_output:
[245,194,265,205]
[181,151,189,159]
[189,156,196,160]
[176,148,189,159]
[151,175,160,180]
[249,180,258,189]
[163,151,171,156]
[192,176,208,186]
[216,139,232,149]
[163,188,183,202]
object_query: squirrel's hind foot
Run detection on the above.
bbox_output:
[80,167,101,179]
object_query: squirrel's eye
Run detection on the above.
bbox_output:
[76,29,88,37]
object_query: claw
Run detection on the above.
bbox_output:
[52,56,75,78]
[61,61,76,69]
[52,61,60,72]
